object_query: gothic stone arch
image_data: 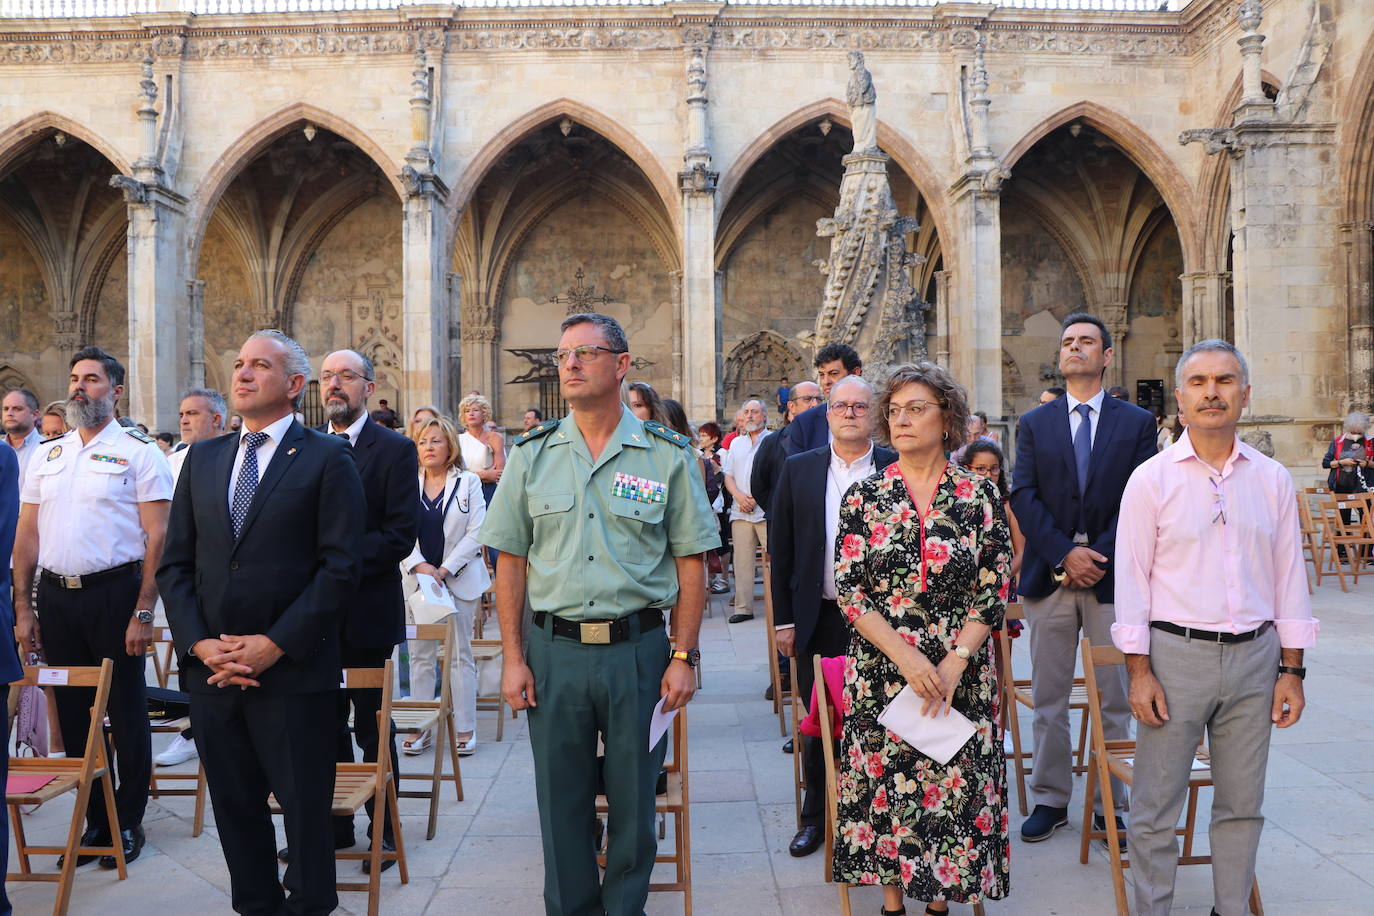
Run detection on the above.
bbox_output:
[723,330,806,414]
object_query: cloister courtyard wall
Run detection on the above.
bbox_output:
[1,0,1371,473]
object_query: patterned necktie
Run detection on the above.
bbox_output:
[231,431,269,538]
[1074,403,1093,495]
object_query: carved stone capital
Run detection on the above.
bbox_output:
[1179,127,1241,156]
[109,174,148,205]
[398,165,449,201]
[679,163,718,196]
[52,311,81,351]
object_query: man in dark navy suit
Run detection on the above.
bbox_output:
[301,348,418,872]
[0,441,24,916]
[1010,313,1157,844]
[770,376,896,858]
[780,342,864,457]
[159,330,365,915]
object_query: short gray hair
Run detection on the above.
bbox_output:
[1175,338,1249,390]
[561,312,628,354]
[180,387,227,429]
[1345,411,1371,434]
[249,329,311,410]
[741,398,768,416]
[829,375,874,403]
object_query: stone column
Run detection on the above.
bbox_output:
[1340,221,1373,411]
[933,268,952,368]
[678,43,719,422]
[1101,302,1129,389]
[399,52,450,417]
[187,278,205,387]
[116,55,188,430]
[1179,271,1230,345]
[447,272,463,413]
[949,170,1005,416]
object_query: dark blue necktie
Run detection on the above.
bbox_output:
[231,431,269,538]
[1074,403,1093,496]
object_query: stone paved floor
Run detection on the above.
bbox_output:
[7,578,1371,915]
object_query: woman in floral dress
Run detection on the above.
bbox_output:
[831,362,1012,915]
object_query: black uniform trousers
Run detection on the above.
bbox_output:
[335,642,398,843]
[192,688,338,916]
[799,599,851,827]
[37,567,150,834]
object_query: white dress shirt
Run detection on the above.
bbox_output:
[823,444,875,601]
[328,411,368,447]
[21,420,174,575]
[722,429,770,523]
[227,412,295,513]
[7,427,43,488]
[1065,388,1105,448]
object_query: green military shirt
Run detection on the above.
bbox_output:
[479,405,720,621]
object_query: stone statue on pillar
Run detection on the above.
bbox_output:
[846,51,879,154]
[804,53,926,380]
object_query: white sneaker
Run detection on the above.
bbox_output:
[155,734,198,767]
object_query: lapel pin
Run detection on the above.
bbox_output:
[287,447,297,455]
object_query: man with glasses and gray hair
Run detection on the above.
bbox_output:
[768,374,895,858]
[721,398,771,624]
[1113,338,1318,916]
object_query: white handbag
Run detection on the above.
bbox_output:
[407,573,458,625]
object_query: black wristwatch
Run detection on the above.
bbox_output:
[133,609,154,624]
[671,648,700,669]
[1277,665,1306,680]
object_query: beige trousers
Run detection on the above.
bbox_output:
[730,519,768,614]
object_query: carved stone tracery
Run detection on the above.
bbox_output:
[723,330,806,410]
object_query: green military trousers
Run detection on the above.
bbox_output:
[526,614,671,916]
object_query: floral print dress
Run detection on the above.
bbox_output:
[831,462,1012,904]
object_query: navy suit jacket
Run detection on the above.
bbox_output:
[0,445,23,682]
[781,404,830,456]
[157,421,365,694]
[315,419,418,648]
[769,444,897,656]
[1010,393,1157,604]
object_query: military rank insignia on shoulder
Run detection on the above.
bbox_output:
[124,427,157,444]
[515,422,558,447]
[643,421,691,448]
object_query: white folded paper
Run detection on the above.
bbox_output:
[648,697,678,752]
[407,573,457,625]
[876,685,978,766]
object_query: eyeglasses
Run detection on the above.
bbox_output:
[886,400,941,422]
[320,370,373,385]
[553,345,626,365]
[790,394,824,405]
[828,401,870,417]
[1210,475,1226,525]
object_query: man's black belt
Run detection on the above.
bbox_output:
[1150,620,1272,644]
[534,608,664,645]
[40,560,142,590]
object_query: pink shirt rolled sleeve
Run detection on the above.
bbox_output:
[1111,430,1319,655]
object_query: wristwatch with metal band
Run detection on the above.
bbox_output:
[133,609,154,624]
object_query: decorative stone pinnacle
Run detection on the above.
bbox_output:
[411,51,430,103]
[139,55,157,108]
[1238,0,1263,35]
[970,35,989,99]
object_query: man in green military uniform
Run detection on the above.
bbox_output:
[480,312,719,916]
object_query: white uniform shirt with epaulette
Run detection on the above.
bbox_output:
[21,421,174,577]
[479,406,720,621]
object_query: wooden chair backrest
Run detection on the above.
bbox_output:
[1003,602,1025,622]
[813,656,838,823]
[343,660,396,787]
[1318,493,1373,537]
[1078,639,1125,774]
[10,660,115,785]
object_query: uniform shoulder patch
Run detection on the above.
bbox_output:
[123,427,156,444]
[514,422,558,447]
[643,421,691,448]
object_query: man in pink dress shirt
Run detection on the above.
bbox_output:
[1112,339,1318,916]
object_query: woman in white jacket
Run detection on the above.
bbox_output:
[401,414,491,756]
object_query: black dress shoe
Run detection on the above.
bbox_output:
[1093,814,1128,852]
[782,738,794,754]
[361,837,397,874]
[728,613,755,624]
[278,833,355,863]
[100,825,145,869]
[57,827,109,869]
[788,824,823,857]
[1020,804,1069,842]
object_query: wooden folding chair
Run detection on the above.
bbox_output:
[1316,493,1373,588]
[996,603,1090,816]
[1078,638,1263,916]
[1295,492,1320,593]
[790,670,805,829]
[473,586,495,639]
[6,660,126,916]
[595,705,692,914]
[272,661,407,916]
[1306,488,1349,591]
[472,638,514,742]
[147,714,207,837]
[144,625,178,689]
[761,549,794,736]
[394,622,463,840]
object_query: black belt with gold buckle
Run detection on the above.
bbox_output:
[40,560,142,590]
[534,609,664,645]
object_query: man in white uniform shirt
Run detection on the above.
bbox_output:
[13,346,173,868]
[721,399,770,623]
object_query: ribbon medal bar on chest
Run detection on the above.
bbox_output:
[611,471,667,504]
